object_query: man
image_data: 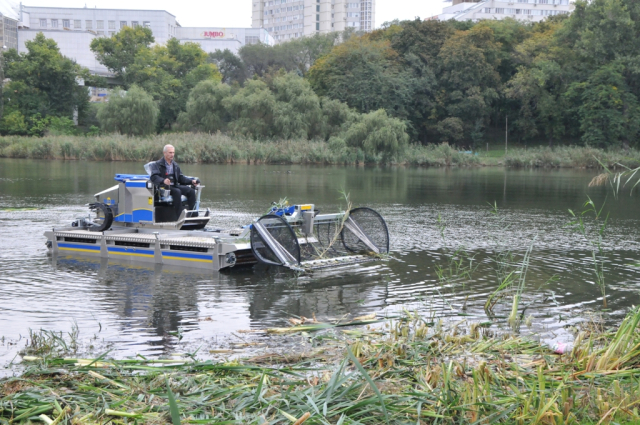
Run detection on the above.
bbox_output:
[149,144,199,219]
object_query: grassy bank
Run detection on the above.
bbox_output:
[2,133,639,168]
[3,307,640,424]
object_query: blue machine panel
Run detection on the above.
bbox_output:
[114,174,149,182]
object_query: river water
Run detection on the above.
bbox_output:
[2,158,640,375]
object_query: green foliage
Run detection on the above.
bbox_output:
[271,72,322,139]
[48,116,78,136]
[177,79,232,133]
[2,33,89,128]
[96,85,159,136]
[0,111,28,135]
[566,62,640,148]
[307,37,415,119]
[238,32,340,78]
[178,73,404,158]
[223,79,276,138]
[208,49,247,85]
[91,30,221,131]
[90,26,155,80]
[344,109,409,161]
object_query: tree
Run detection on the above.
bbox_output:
[92,31,221,130]
[2,33,90,131]
[177,79,233,133]
[566,62,640,148]
[344,109,409,161]
[436,25,502,142]
[90,26,155,82]
[436,117,464,144]
[208,49,247,85]
[223,80,276,138]
[270,72,322,139]
[97,85,159,136]
[307,37,414,118]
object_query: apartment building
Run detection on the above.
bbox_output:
[438,0,573,22]
[0,1,21,50]
[17,5,273,77]
[251,0,375,43]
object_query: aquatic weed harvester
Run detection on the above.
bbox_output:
[44,167,390,272]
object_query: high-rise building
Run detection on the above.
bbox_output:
[436,0,573,22]
[252,0,375,43]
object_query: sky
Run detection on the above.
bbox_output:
[22,0,445,28]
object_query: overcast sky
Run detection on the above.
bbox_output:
[23,0,444,28]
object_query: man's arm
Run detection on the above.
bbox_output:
[176,164,198,186]
[148,162,165,186]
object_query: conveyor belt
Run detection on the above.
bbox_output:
[301,254,376,270]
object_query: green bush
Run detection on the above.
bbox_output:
[97,85,159,136]
[343,109,409,161]
[0,111,29,135]
[48,116,78,136]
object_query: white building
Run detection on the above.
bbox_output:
[176,27,273,53]
[0,0,21,50]
[251,0,375,43]
[437,0,573,22]
[16,5,273,77]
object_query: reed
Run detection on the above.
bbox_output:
[6,134,638,168]
[4,307,640,424]
[567,197,610,307]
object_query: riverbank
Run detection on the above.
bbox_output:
[1,134,639,168]
[2,308,640,424]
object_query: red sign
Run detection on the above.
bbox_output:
[202,30,225,38]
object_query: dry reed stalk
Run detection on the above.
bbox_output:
[589,173,609,187]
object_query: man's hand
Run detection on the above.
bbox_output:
[164,178,171,185]
[192,179,199,186]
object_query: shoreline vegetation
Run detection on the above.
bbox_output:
[3,308,640,424]
[2,134,640,168]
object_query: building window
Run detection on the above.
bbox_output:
[97,20,104,29]
[120,21,127,28]
[316,14,319,21]
[40,18,47,27]
[97,31,104,35]
[132,21,139,27]
[495,8,504,13]
[316,22,319,30]
[86,20,93,29]
[485,8,491,13]
[108,20,115,29]
[245,35,259,44]
[51,19,58,28]
[316,5,320,11]
[143,21,151,28]
[109,31,115,36]
[63,19,70,28]
[74,20,81,28]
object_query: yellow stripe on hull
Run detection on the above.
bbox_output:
[108,252,155,258]
[109,251,154,258]
[60,247,101,254]
[163,256,212,263]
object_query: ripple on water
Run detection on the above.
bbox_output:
[3,166,640,371]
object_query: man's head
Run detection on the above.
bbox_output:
[163,144,175,163]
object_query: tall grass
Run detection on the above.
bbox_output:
[5,307,640,424]
[504,145,640,169]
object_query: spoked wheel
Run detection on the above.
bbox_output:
[341,207,389,254]
[250,214,301,268]
[88,203,113,232]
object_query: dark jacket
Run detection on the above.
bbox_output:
[149,158,192,187]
